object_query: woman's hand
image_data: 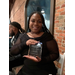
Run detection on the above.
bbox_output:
[23,55,41,62]
[9,36,12,39]
[25,39,41,62]
[26,39,39,46]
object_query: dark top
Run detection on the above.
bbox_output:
[9,31,21,49]
[13,31,21,44]
[10,32,59,74]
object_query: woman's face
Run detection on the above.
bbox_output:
[9,25,15,36]
[29,13,42,33]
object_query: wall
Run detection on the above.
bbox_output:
[10,0,27,29]
[54,0,65,75]
[54,0,65,54]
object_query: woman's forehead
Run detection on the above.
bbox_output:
[31,13,42,20]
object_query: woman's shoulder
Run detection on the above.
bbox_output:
[27,32,30,35]
[42,32,54,41]
[43,32,52,36]
[19,32,26,36]
[19,33,28,39]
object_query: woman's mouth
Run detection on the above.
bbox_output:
[33,27,38,30]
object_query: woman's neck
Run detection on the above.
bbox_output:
[30,31,41,35]
[27,32,44,38]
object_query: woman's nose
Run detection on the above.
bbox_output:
[34,21,38,25]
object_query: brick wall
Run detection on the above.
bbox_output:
[54,0,65,75]
[54,0,65,54]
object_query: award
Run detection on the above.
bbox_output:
[28,42,42,58]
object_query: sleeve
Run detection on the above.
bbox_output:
[41,39,59,63]
[9,34,28,55]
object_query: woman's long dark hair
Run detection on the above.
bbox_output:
[27,11,50,33]
[10,22,26,33]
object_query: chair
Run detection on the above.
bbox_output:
[56,53,65,75]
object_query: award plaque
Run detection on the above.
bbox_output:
[28,42,42,58]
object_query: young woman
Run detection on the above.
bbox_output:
[10,11,59,75]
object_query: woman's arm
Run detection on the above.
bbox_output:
[9,34,27,55]
[41,39,59,63]
[23,39,59,63]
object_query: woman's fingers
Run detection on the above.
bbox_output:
[9,37,12,38]
[36,56,41,62]
[26,39,39,45]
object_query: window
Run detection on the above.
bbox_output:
[25,0,55,34]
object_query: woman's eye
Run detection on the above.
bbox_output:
[31,20,35,22]
[38,21,42,23]
[31,20,42,23]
